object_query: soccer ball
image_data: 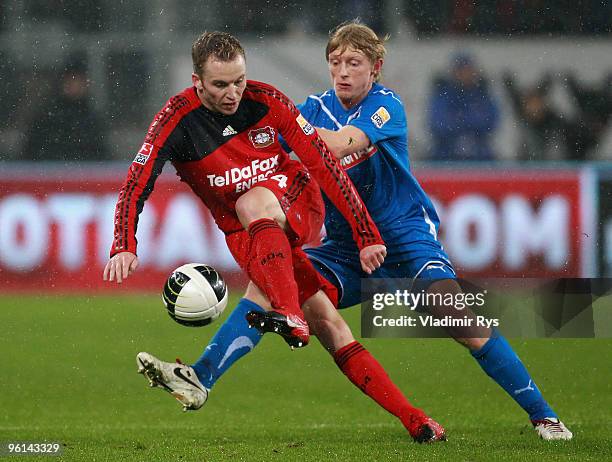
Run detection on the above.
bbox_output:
[162,263,229,327]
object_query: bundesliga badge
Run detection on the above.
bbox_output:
[296,114,315,135]
[248,126,275,148]
[134,142,153,165]
[371,106,391,129]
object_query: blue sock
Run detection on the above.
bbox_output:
[191,298,264,389]
[471,329,557,421]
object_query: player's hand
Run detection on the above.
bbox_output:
[103,251,139,283]
[359,244,386,275]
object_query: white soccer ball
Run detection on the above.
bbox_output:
[162,263,229,327]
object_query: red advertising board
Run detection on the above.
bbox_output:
[416,169,588,278]
[0,166,242,293]
[0,165,591,293]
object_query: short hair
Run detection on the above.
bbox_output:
[326,20,388,81]
[191,31,245,77]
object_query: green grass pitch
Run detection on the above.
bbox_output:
[1,294,610,461]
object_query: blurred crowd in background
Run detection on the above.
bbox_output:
[1,0,610,163]
[428,52,611,162]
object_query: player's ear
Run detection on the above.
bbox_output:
[372,59,383,79]
[192,73,204,92]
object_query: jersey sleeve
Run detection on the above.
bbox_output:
[348,89,406,145]
[271,88,384,250]
[110,94,190,257]
[279,99,313,153]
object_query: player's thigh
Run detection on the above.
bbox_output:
[234,186,287,229]
[370,248,457,308]
[305,242,363,309]
[379,254,489,346]
[255,170,325,246]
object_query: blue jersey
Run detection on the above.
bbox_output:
[298,83,442,263]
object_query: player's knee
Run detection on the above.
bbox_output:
[235,188,284,228]
[455,336,489,351]
[234,190,266,223]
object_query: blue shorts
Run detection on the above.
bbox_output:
[305,240,455,308]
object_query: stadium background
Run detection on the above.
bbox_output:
[1,2,611,461]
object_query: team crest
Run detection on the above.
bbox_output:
[248,126,275,148]
[371,106,391,129]
[296,114,315,135]
[134,142,153,165]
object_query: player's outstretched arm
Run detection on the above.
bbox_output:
[316,126,370,160]
[103,251,139,284]
[360,244,387,275]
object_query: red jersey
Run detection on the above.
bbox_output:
[111,81,382,257]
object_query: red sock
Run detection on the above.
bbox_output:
[334,341,428,437]
[247,218,300,315]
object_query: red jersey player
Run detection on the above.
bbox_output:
[103,31,386,348]
[104,33,445,444]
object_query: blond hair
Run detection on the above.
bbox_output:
[326,20,388,81]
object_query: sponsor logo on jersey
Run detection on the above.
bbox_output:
[134,142,153,165]
[371,106,391,129]
[206,155,279,192]
[248,126,275,148]
[339,144,378,170]
[296,114,315,135]
[222,125,238,136]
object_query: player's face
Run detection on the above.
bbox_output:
[193,55,247,115]
[328,47,381,109]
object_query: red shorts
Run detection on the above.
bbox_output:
[291,246,339,307]
[228,168,325,249]
[226,168,337,305]
[269,168,325,246]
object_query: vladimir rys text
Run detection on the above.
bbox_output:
[369,289,499,330]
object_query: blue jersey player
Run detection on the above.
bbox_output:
[154,21,571,441]
[297,60,452,309]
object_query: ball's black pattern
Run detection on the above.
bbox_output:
[162,264,227,327]
[193,264,227,302]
